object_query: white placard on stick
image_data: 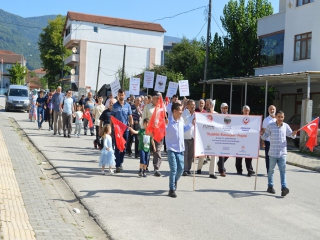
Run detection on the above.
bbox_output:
[143,71,155,89]
[166,82,179,98]
[125,90,130,97]
[129,77,140,96]
[110,79,121,97]
[179,80,190,96]
[154,75,167,93]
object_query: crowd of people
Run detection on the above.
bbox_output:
[28,86,297,198]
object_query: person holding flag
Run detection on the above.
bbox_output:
[299,117,319,152]
[261,110,297,197]
[111,89,133,173]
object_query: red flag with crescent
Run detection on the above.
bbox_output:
[83,109,93,128]
[111,116,128,152]
[300,117,319,152]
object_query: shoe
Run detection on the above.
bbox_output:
[38,127,41,130]
[64,134,67,138]
[196,169,202,174]
[187,171,191,175]
[109,169,114,174]
[101,170,105,175]
[143,172,147,178]
[267,187,276,194]
[53,133,56,135]
[281,187,289,197]
[237,172,243,175]
[154,170,161,177]
[58,132,61,135]
[209,174,217,179]
[168,190,177,198]
[77,134,80,138]
[128,153,132,157]
[138,169,142,177]
[93,140,97,149]
[84,132,87,135]
[68,135,71,138]
[182,171,189,176]
[135,155,139,158]
[116,167,121,173]
[120,166,123,170]
[220,172,226,177]
[247,170,255,177]
[91,133,94,136]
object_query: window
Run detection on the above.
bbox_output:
[297,0,314,7]
[94,26,98,33]
[65,26,71,36]
[259,32,284,67]
[294,32,312,61]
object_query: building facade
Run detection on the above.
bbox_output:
[62,11,165,94]
[255,0,320,117]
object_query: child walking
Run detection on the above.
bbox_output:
[99,124,115,174]
[74,105,83,137]
[129,118,155,177]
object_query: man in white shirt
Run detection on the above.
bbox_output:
[262,105,276,173]
[182,100,195,176]
[217,103,229,177]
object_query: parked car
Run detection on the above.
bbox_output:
[286,114,320,148]
[5,85,30,112]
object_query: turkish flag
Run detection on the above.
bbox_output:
[83,109,93,128]
[111,116,128,152]
[146,95,166,142]
[300,117,319,152]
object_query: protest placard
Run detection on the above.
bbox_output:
[129,77,140,95]
[143,71,155,89]
[194,113,261,158]
[166,82,179,97]
[179,80,190,96]
[154,75,167,93]
[110,79,121,97]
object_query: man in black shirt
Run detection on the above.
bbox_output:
[126,97,142,158]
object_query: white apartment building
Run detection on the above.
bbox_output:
[255,0,320,117]
[62,11,165,93]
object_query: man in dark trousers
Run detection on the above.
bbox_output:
[217,103,229,177]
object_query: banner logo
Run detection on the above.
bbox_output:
[224,116,231,125]
[207,115,213,122]
[243,117,250,125]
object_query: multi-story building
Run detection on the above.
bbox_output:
[62,11,165,94]
[256,0,320,117]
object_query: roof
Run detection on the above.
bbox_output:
[201,71,320,87]
[33,68,46,74]
[0,50,15,55]
[66,11,166,33]
[0,53,23,64]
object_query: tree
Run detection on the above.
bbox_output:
[7,62,27,85]
[38,15,71,88]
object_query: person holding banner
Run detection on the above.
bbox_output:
[166,102,194,198]
[182,100,196,176]
[261,110,297,197]
[235,105,256,177]
[111,89,133,173]
[262,105,276,173]
[217,103,229,177]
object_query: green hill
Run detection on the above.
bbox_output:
[0,9,57,70]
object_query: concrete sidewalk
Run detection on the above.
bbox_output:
[1,101,320,240]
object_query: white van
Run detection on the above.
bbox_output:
[5,85,30,112]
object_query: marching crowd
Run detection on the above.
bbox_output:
[29,86,297,198]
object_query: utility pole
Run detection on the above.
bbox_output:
[203,0,212,99]
[96,49,102,93]
[122,44,126,88]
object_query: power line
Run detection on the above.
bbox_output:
[195,19,208,39]
[211,14,225,36]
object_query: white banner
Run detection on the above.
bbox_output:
[154,75,167,93]
[143,71,155,89]
[194,113,262,158]
[179,80,189,96]
[110,79,121,97]
[129,77,140,95]
[166,82,178,98]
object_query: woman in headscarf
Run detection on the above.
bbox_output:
[29,89,38,122]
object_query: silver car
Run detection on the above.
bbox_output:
[5,85,30,112]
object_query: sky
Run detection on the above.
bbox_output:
[2,0,279,40]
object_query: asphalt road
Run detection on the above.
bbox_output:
[1,96,320,240]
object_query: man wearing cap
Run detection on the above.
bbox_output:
[217,102,229,177]
[235,105,256,176]
[141,92,163,176]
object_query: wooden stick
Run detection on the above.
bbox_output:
[193,157,196,191]
[254,158,259,190]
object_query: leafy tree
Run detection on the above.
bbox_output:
[7,62,27,85]
[38,15,71,88]
[39,77,48,89]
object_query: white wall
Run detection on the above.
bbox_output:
[257,11,285,37]
[255,65,284,75]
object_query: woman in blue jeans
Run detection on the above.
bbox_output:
[165,102,194,198]
[36,90,46,130]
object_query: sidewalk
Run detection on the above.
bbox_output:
[0,113,107,239]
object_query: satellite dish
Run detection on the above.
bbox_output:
[71,69,75,75]
[72,47,78,53]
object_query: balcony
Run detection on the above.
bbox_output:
[64,54,79,66]
[257,11,286,37]
[63,34,80,48]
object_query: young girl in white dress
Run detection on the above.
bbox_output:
[99,124,115,174]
